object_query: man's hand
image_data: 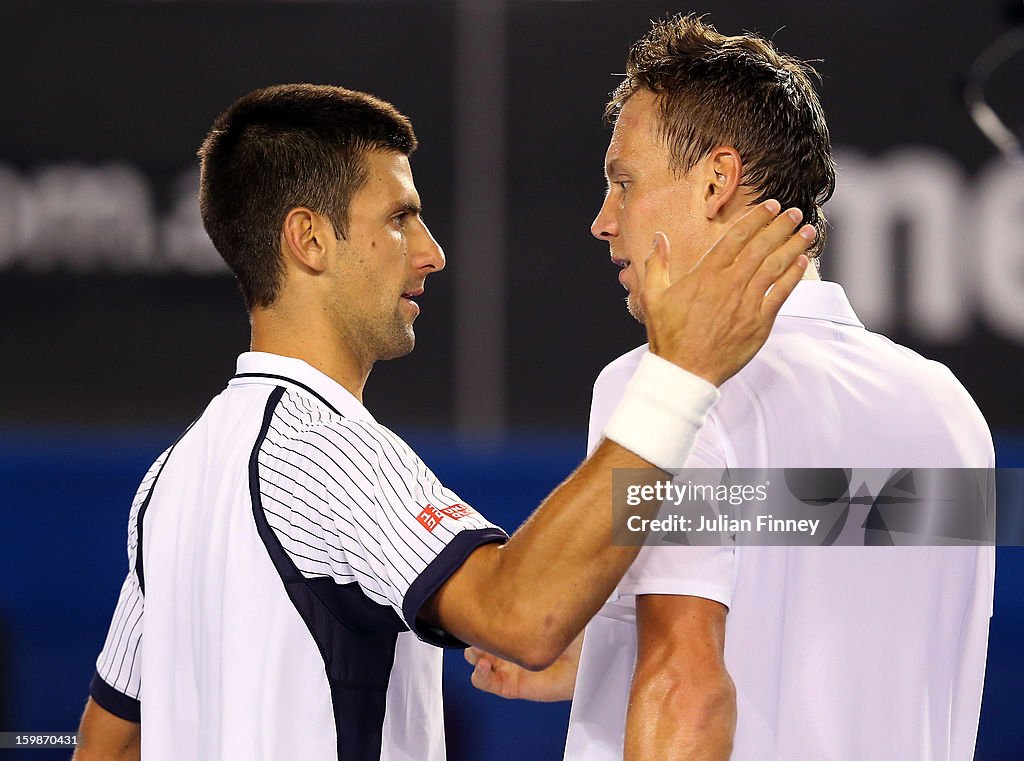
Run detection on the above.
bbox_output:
[643,200,814,386]
[465,633,582,702]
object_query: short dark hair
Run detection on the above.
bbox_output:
[607,14,835,257]
[198,84,417,309]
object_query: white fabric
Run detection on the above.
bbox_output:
[565,281,995,761]
[94,352,506,761]
[603,351,719,471]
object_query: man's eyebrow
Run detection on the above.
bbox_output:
[393,200,422,215]
[605,158,626,178]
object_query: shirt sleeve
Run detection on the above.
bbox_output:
[258,393,507,646]
[586,345,649,456]
[587,353,737,612]
[90,573,143,721]
[91,447,173,722]
[611,417,737,609]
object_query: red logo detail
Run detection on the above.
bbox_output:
[416,505,445,533]
[437,503,474,520]
[415,503,475,532]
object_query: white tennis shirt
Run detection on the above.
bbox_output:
[565,281,995,761]
[91,352,508,761]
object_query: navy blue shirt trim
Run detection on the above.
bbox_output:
[89,671,140,723]
[136,419,196,595]
[403,527,509,648]
[250,387,404,761]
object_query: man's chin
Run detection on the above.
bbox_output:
[389,328,417,360]
[626,294,646,325]
[372,324,417,362]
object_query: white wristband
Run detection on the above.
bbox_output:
[603,352,720,472]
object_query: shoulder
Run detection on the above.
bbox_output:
[719,319,992,466]
[864,330,985,406]
[869,332,992,436]
[586,344,651,456]
[593,343,649,398]
[265,388,419,479]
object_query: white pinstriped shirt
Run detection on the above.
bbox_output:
[92,352,507,761]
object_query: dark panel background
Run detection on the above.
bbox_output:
[0,0,1021,432]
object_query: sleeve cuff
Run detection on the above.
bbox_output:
[613,579,734,610]
[403,527,508,648]
[89,671,140,723]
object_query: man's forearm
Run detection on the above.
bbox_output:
[430,438,672,669]
[424,201,812,667]
[72,698,141,761]
[488,439,669,662]
[624,668,736,761]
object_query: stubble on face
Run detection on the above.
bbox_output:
[327,151,434,369]
[330,249,418,367]
[626,292,646,324]
[361,299,416,363]
[377,295,417,360]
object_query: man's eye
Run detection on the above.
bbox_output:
[392,214,407,227]
[616,181,630,191]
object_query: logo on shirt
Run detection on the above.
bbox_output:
[415,503,475,533]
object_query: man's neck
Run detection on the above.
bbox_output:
[250,310,370,402]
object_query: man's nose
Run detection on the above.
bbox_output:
[417,222,446,272]
[591,195,618,240]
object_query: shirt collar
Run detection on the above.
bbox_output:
[776,281,864,328]
[229,351,375,423]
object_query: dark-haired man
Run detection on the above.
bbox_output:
[73,83,813,760]
[467,14,994,761]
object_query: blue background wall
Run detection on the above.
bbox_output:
[1,430,1021,760]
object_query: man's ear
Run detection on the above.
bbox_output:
[702,147,743,219]
[281,207,334,273]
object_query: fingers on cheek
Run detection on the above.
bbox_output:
[744,239,772,267]
[729,224,752,246]
[752,252,786,288]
